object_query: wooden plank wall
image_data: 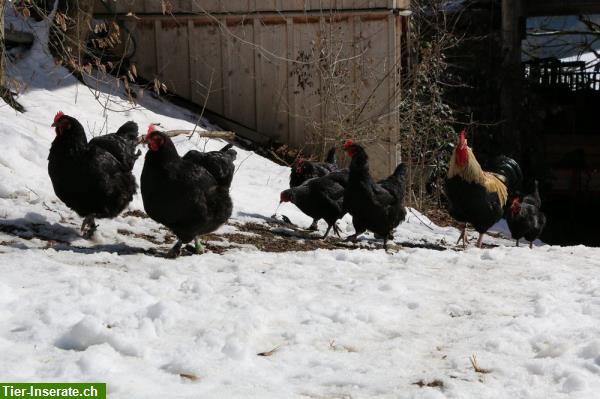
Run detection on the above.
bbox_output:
[95,1,410,14]
[96,1,408,177]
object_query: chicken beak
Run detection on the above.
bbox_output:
[51,122,57,127]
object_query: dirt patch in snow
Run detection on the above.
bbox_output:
[0,218,455,256]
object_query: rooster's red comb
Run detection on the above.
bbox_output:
[53,111,65,124]
[343,139,354,150]
[459,130,466,142]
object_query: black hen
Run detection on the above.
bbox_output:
[141,126,237,257]
[48,112,139,237]
[280,169,348,238]
[289,147,338,230]
[289,147,337,187]
[342,140,407,250]
[506,180,546,248]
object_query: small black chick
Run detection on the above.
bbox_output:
[506,180,546,248]
[280,169,349,238]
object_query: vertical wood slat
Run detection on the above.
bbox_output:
[189,19,224,113]
[155,19,191,99]
[253,18,262,133]
[0,0,4,88]
[388,13,398,171]
[286,18,296,145]
[154,19,161,78]
[223,20,232,119]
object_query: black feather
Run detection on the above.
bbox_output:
[48,116,139,220]
[506,180,546,244]
[343,143,406,243]
[289,147,338,188]
[489,155,523,196]
[282,170,348,233]
[141,132,235,244]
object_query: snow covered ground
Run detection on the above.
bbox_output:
[1,10,600,399]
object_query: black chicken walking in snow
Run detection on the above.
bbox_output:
[48,112,140,238]
[280,169,348,238]
[289,147,338,230]
[141,126,237,257]
[342,140,407,250]
[506,180,546,248]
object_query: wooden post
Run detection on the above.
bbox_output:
[501,0,522,158]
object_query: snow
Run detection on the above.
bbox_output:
[1,7,600,399]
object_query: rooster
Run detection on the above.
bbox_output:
[48,112,140,238]
[289,147,338,230]
[280,169,348,238]
[141,126,237,257]
[506,180,546,248]
[342,140,407,250]
[445,130,522,247]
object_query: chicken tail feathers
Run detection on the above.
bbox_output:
[220,143,234,152]
[532,180,541,207]
[392,162,407,180]
[219,143,237,162]
[489,155,522,196]
[115,121,139,141]
[325,147,337,166]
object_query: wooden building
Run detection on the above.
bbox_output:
[94,0,411,177]
[501,0,600,245]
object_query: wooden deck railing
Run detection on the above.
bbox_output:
[524,62,600,91]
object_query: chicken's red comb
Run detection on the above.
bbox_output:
[145,124,156,139]
[54,111,64,124]
[459,130,466,142]
[343,139,354,149]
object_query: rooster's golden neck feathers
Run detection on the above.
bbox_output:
[448,146,508,207]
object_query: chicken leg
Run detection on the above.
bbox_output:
[167,240,183,258]
[194,237,205,254]
[476,233,484,248]
[81,215,97,239]
[323,225,332,239]
[333,223,341,237]
[308,219,319,231]
[456,223,470,248]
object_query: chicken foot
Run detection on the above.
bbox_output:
[167,240,183,258]
[81,215,97,239]
[322,223,341,239]
[308,219,319,231]
[456,224,470,248]
[193,237,205,254]
[476,233,484,248]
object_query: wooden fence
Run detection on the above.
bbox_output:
[94,0,410,177]
[524,61,600,91]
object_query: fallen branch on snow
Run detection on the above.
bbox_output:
[139,130,236,143]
